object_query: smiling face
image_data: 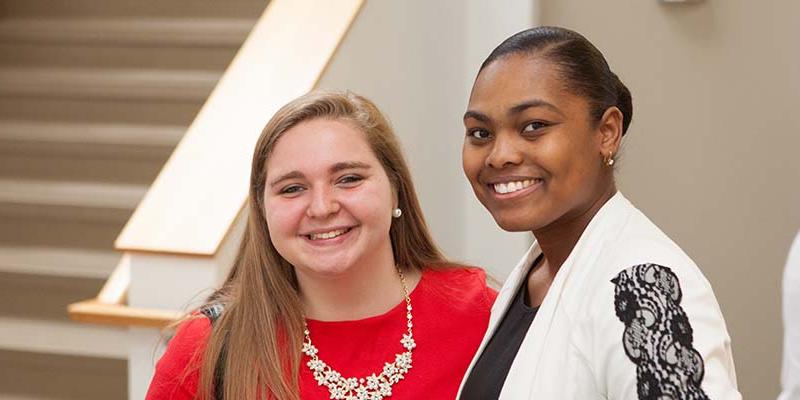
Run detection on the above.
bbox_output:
[263,118,397,280]
[462,54,620,233]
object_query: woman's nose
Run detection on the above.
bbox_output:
[485,133,524,169]
[306,186,340,218]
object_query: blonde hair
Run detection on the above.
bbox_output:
[196,90,447,399]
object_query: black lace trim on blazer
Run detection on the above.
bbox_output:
[611,264,710,400]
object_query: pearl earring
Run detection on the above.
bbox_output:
[605,152,615,167]
[392,208,402,218]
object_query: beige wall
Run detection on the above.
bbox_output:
[541,0,800,398]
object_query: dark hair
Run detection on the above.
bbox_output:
[480,26,633,135]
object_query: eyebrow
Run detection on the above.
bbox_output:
[463,98,563,123]
[269,171,303,186]
[509,99,563,116]
[331,161,371,174]
[463,110,490,123]
[268,161,371,187]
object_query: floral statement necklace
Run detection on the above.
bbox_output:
[301,268,416,400]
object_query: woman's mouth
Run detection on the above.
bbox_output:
[306,227,353,241]
[490,178,542,195]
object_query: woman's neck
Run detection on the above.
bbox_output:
[297,247,421,321]
[534,184,617,271]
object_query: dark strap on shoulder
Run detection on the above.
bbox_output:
[200,303,225,324]
[199,303,226,399]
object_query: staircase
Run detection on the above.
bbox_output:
[0,1,265,398]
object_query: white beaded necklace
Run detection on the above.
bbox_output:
[301,268,416,400]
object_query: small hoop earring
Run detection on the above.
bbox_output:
[392,208,402,218]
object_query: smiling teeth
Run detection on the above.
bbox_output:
[493,179,538,194]
[309,229,347,240]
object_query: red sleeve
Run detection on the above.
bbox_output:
[437,266,498,312]
[472,268,498,309]
[485,284,499,307]
[146,317,211,400]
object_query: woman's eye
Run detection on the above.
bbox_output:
[522,121,548,133]
[279,185,304,195]
[338,175,363,185]
[468,129,491,140]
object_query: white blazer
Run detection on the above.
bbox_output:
[779,231,800,400]
[458,192,741,399]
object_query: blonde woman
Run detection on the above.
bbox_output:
[146,91,496,400]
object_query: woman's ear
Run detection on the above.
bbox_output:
[390,179,400,212]
[597,106,623,157]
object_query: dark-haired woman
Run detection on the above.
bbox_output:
[457,27,741,399]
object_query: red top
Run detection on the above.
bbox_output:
[146,267,497,399]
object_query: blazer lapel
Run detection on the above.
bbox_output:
[456,242,541,398]
[500,192,629,399]
[499,241,578,399]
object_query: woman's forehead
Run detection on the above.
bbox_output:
[468,55,591,121]
[266,119,379,176]
[471,57,563,105]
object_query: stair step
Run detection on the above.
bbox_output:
[0,214,126,249]
[0,178,145,223]
[0,17,255,47]
[0,180,146,247]
[0,317,127,358]
[0,120,183,153]
[0,40,241,71]
[0,18,250,70]
[0,96,202,125]
[0,67,220,102]
[0,121,181,183]
[1,0,268,19]
[0,271,104,321]
[0,349,126,400]
[0,152,167,185]
[0,179,146,211]
[0,246,119,279]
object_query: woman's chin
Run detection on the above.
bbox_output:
[290,252,357,279]
[497,220,534,232]
[490,211,538,232]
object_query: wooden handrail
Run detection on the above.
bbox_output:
[68,300,182,329]
[68,254,182,328]
[114,0,365,256]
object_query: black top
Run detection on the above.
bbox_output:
[460,255,542,400]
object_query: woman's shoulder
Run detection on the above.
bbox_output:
[583,199,721,319]
[597,196,710,285]
[157,315,212,368]
[423,263,485,279]
[421,265,498,310]
[161,315,213,360]
[514,195,740,398]
[570,200,740,398]
[422,264,491,289]
[146,316,211,399]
